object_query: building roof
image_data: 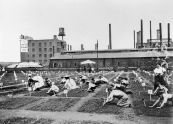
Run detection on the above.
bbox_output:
[51,49,173,60]
[28,39,65,42]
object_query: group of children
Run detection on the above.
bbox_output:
[27,72,134,108]
[27,61,172,108]
[27,73,110,96]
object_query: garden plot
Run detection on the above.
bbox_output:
[0,117,53,124]
[0,84,26,92]
[78,98,136,121]
[16,72,28,81]
[0,87,28,97]
[79,72,173,118]
[0,72,22,86]
[59,84,89,97]
[129,72,173,117]
[133,100,173,117]
[93,85,107,98]
[28,98,80,112]
[0,97,41,109]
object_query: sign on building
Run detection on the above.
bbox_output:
[20,35,29,52]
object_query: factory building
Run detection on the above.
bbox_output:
[20,28,67,66]
[49,48,173,71]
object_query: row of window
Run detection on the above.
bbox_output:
[29,42,62,47]
[39,60,47,63]
[30,48,61,52]
[25,60,47,63]
[30,54,52,58]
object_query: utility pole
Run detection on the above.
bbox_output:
[96,40,99,71]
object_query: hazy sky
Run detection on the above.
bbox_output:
[0,0,173,62]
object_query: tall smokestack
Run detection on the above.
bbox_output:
[81,44,84,50]
[141,19,143,48]
[137,31,141,48]
[134,30,135,48]
[168,23,170,47]
[156,29,160,39]
[70,45,72,51]
[150,21,152,47]
[68,44,69,51]
[109,24,112,49]
[95,43,98,50]
[159,23,162,48]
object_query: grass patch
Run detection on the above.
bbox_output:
[28,98,80,112]
[0,97,41,109]
[0,117,53,124]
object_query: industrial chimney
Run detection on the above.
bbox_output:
[157,29,160,39]
[140,19,143,48]
[150,21,152,47]
[168,23,170,47]
[70,45,72,51]
[159,23,162,47]
[109,24,112,49]
[81,44,84,50]
[95,43,97,50]
[68,44,69,51]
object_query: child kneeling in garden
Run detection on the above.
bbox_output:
[47,82,59,96]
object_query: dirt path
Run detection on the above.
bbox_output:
[0,109,172,124]
[0,109,136,124]
[67,84,106,111]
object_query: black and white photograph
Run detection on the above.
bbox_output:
[0,0,173,123]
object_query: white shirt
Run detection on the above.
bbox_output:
[109,90,128,99]
[121,79,129,85]
[65,78,78,89]
[154,67,166,75]
[87,82,96,91]
[50,85,59,92]
[81,75,87,80]
[113,83,121,89]
[163,93,173,99]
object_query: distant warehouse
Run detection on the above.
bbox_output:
[49,48,173,71]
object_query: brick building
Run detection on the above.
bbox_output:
[20,35,67,66]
